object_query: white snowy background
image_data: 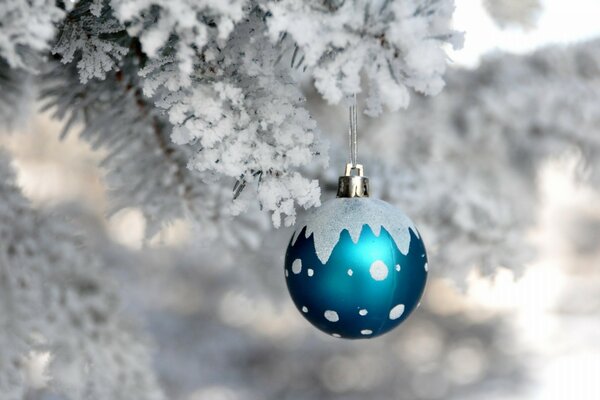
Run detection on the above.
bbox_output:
[1,0,600,399]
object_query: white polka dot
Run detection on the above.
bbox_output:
[359,309,368,316]
[347,269,353,276]
[370,260,388,281]
[332,333,341,338]
[292,259,302,274]
[324,310,339,322]
[389,304,405,320]
[395,264,401,272]
[361,329,373,335]
[308,268,314,277]
[302,306,308,313]
[424,262,428,272]
[285,269,289,277]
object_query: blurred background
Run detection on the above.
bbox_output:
[2,0,600,399]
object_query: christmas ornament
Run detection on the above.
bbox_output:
[284,97,428,339]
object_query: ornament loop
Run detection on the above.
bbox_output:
[337,163,370,198]
[344,163,364,177]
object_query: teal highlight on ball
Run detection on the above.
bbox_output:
[285,224,427,339]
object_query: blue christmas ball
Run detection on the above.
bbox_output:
[284,197,428,339]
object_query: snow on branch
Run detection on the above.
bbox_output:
[2,0,461,231]
[42,2,326,229]
[264,0,463,115]
[112,0,248,88]
[146,13,324,228]
[0,151,164,400]
[52,3,129,83]
[0,0,64,129]
[0,0,64,71]
[41,56,267,242]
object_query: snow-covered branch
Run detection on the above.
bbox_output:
[33,0,459,230]
[265,0,463,115]
[0,0,63,71]
[0,151,163,400]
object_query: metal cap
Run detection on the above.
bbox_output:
[337,163,370,198]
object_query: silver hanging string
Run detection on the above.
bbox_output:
[348,93,358,167]
[338,93,369,197]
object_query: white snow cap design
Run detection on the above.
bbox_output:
[292,198,419,264]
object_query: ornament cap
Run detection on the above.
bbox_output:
[337,163,370,198]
